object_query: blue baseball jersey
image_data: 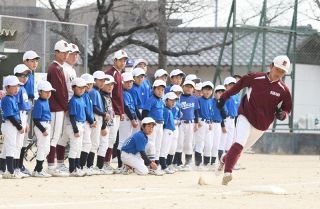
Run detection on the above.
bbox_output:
[88,87,104,113]
[69,95,86,122]
[212,98,228,122]
[171,99,181,120]
[32,98,51,121]
[121,130,148,154]
[180,94,199,121]
[140,79,152,108]
[165,84,173,94]
[143,94,164,121]
[163,106,175,131]
[2,95,21,121]
[82,92,94,122]
[24,72,34,99]
[226,94,240,117]
[198,96,214,120]
[128,83,143,109]
[15,85,31,112]
[123,89,136,117]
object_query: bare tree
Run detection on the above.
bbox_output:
[46,0,225,72]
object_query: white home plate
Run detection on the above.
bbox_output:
[243,185,287,195]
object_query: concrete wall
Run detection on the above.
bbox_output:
[252,132,320,154]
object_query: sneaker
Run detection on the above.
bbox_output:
[114,167,125,174]
[15,169,30,178]
[101,165,114,175]
[70,169,86,177]
[20,166,32,176]
[173,164,184,171]
[121,165,133,175]
[82,167,93,176]
[33,170,52,178]
[163,168,175,174]
[2,172,22,179]
[233,163,241,170]
[48,168,70,177]
[167,165,178,172]
[149,169,164,176]
[91,166,103,175]
[222,172,232,185]
[56,164,69,172]
[179,164,192,172]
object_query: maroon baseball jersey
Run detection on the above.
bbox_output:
[221,72,292,131]
[105,66,124,115]
[47,61,68,112]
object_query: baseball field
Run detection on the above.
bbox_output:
[0,154,319,209]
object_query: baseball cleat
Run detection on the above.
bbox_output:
[101,164,114,175]
[148,169,164,176]
[222,172,232,185]
[32,170,52,178]
[15,169,30,178]
[20,166,32,176]
[56,164,69,172]
[2,172,22,179]
[163,168,175,174]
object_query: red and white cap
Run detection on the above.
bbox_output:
[69,43,80,53]
[273,55,290,73]
[114,50,128,60]
[54,40,70,52]
[23,50,40,61]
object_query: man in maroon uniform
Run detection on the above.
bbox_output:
[217,55,292,185]
[46,40,70,176]
[104,50,127,172]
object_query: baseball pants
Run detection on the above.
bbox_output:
[97,127,109,157]
[50,111,65,147]
[225,117,235,151]
[17,111,28,156]
[210,122,222,158]
[146,123,163,160]
[168,124,179,155]
[107,115,120,149]
[121,151,148,175]
[57,114,71,147]
[219,132,227,151]
[194,121,213,155]
[90,114,103,153]
[81,122,92,153]
[118,115,133,150]
[34,122,51,161]
[65,122,84,159]
[1,121,20,158]
[176,123,194,155]
[159,129,174,158]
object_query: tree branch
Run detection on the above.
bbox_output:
[48,0,64,21]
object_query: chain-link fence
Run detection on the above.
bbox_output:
[0,15,89,75]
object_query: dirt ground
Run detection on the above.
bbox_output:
[0,154,319,209]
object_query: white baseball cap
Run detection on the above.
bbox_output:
[185,74,201,83]
[182,80,195,88]
[170,69,185,77]
[3,75,23,87]
[71,77,87,87]
[114,50,128,60]
[170,85,183,93]
[23,50,40,61]
[273,55,290,73]
[154,69,168,78]
[141,117,156,125]
[195,82,202,91]
[214,85,226,92]
[122,72,134,82]
[105,74,116,84]
[80,73,95,84]
[164,92,178,100]
[13,64,31,74]
[54,40,70,52]
[201,81,214,89]
[224,77,237,85]
[132,67,146,77]
[153,79,166,88]
[133,58,148,69]
[69,43,80,53]
[93,71,108,80]
[37,80,56,91]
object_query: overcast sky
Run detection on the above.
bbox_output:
[37,0,320,31]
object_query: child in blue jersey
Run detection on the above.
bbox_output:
[32,81,55,178]
[121,117,157,175]
[142,80,166,174]
[159,92,178,174]
[79,74,96,174]
[67,78,88,176]
[224,77,240,152]
[13,64,32,177]
[165,69,185,93]
[194,82,203,97]
[129,68,145,121]
[86,71,107,172]
[211,85,227,167]
[133,59,152,113]
[194,81,214,167]
[117,72,138,172]
[173,80,200,171]
[166,85,183,169]
[0,76,23,179]
[154,69,169,83]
